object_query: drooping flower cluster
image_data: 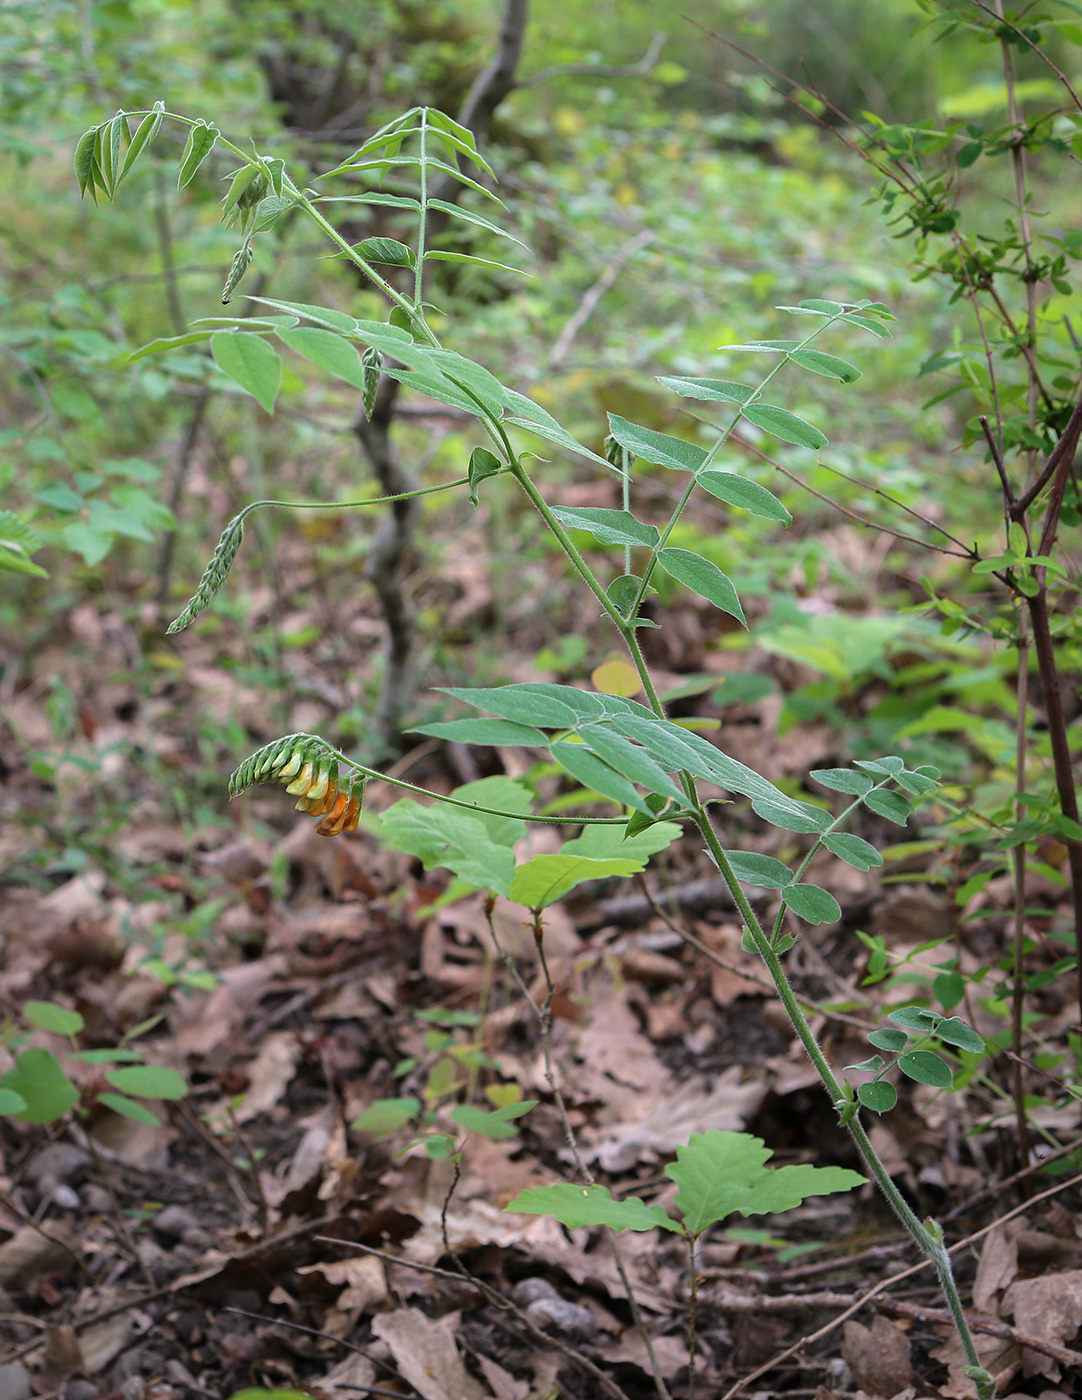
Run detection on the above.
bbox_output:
[230,735,363,837]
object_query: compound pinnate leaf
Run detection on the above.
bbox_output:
[0,1049,78,1123]
[439,685,579,729]
[355,236,415,267]
[505,1182,679,1233]
[889,1006,940,1032]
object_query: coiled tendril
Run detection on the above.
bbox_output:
[230,734,364,837]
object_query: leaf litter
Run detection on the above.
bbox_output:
[2,572,1081,1400]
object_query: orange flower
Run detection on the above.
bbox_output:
[273,753,361,837]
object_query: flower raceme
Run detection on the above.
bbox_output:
[229,735,363,837]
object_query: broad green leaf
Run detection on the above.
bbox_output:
[550,507,659,549]
[450,1100,537,1140]
[377,801,516,895]
[934,1018,985,1053]
[868,1028,908,1052]
[665,1131,772,1233]
[656,548,745,624]
[857,1081,897,1113]
[577,725,687,803]
[722,339,800,352]
[899,1051,953,1088]
[23,1001,85,1036]
[75,126,99,199]
[889,1006,940,1031]
[863,789,913,825]
[811,768,874,796]
[723,851,793,887]
[787,349,861,382]
[440,685,579,729]
[505,1182,679,1233]
[177,121,218,190]
[657,376,753,404]
[782,884,842,924]
[468,445,503,505]
[736,1162,866,1215]
[410,717,548,747]
[507,854,644,907]
[559,821,682,863]
[741,404,826,449]
[251,297,364,334]
[119,102,164,182]
[426,251,527,276]
[105,1066,187,1100]
[823,833,883,870]
[605,711,810,818]
[854,755,905,775]
[426,198,529,246]
[777,298,844,315]
[352,1097,419,1136]
[96,1092,161,1125]
[277,327,369,390]
[388,367,495,418]
[0,1049,78,1123]
[548,741,652,813]
[607,415,708,473]
[355,236,414,267]
[838,312,893,338]
[211,332,282,414]
[0,1089,28,1116]
[696,471,791,524]
[751,797,831,833]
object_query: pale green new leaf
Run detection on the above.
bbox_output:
[505,1182,680,1233]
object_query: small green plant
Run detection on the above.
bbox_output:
[79,98,1005,1397]
[0,1001,187,1126]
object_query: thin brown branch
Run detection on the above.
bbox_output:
[967,0,1082,111]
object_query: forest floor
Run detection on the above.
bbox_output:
[2,518,1081,1400]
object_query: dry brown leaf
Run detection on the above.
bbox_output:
[1001,1269,1082,1378]
[841,1315,914,1395]
[297,1255,386,1335]
[585,1068,767,1172]
[209,1029,302,1126]
[475,1354,529,1400]
[699,920,764,1004]
[929,1325,1018,1398]
[173,955,288,1056]
[371,1307,489,1400]
[0,1224,75,1287]
[973,1224,1018,1313]
[311,1351,376,1400]
[598,1329,691,1380]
